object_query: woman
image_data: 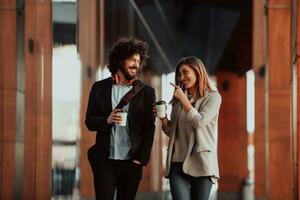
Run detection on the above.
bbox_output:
[156,56,221,200]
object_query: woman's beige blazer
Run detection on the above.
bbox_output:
[165,91,222,180]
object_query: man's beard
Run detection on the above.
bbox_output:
[120,65,137,80]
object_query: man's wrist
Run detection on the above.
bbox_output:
[159,115,167,121]
[132,159,142,165]
[107,118,111,124]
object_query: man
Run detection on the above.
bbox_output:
[85,37,156,200]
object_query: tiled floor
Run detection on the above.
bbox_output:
[52,182,255,200]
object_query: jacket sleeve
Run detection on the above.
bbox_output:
[186,92,221,129]
[162,104,175,137]
[133,87,156,165]
[85,83,110,132]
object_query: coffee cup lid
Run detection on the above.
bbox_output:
[155,100,166,105]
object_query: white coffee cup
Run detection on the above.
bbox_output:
[117,111,127,126]
[155,101,167,119]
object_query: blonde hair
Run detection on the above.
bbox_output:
[175,56,214,99]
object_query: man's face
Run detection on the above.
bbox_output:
[120,54,141,80]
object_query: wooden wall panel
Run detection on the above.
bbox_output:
[253,78,266,197]
[138,72,163,192]
[80,83,95,197]
[269,90,294,199]
[0,12,3,199]
[0,141,2,199]
[79,137,95,196]
[24,2,38,198]
[252,0,266,197]
[78,0,90,65]
[1,142,15,200]
[150,75,164,193]
[1,0,52,199]
[298,58,300,199]
[268,8,291,89]
[2,91,16,142]
[0,10,17,91]
[34,9,52,199]
[1,11,17,90]
[24,1,52,199]
[23,144,36,199]
[269,141,293,199]
[78,0,101,197]
[0,0,16,7]
[0,8,17,200]
[253,0,265,69]
[297,0,300,197]
[0,9,3,104]
[0,93,2,199]
[267,0,293,198]
[217,71,248,192]
[269,0,290,4]
[78,0,98,72]
[269,90,290,141]
[35,144,51,198]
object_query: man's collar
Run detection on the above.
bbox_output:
[112,74,136,86]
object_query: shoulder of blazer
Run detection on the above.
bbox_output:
[134,80,154,93]
[144,84,155,92]
[194,91,221,110]
[92,77,113,89]
[203,90,221,101]
[207,91,222,102]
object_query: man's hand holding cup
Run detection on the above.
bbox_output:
[107,109,127,126]
[154,101,167,120]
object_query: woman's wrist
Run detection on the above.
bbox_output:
[182,99,193,113]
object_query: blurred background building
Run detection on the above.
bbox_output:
[0,0,299,199]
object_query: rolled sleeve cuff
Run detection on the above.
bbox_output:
[186,107,198,121]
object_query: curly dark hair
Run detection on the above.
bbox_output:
[108,37,149,74]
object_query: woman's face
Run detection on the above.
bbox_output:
[178,64,197,90]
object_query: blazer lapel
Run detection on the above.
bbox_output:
[186,91,210,153]
[104,77,113,112]
[172,101,181,128]
[169,101,181,141]
[194,91,210,111]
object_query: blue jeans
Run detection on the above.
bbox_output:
[169,162,213,200]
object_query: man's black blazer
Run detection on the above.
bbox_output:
[85,77,156,166]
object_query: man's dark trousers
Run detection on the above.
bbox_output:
[93,159,143,200]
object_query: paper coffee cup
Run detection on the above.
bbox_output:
[117,111,127,126]
[155,101,167,118]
